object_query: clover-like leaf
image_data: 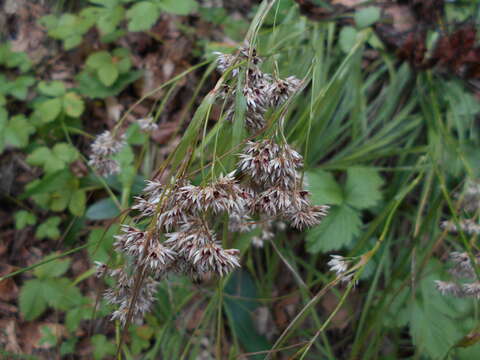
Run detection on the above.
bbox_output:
[19,279,48,320]
[36,216,61,240]
[14,210,37,230]
[63,92,85,117]
[35,98,62,123]
[126,1,161,32]
[4,115,35,148]
[306,204,362,253]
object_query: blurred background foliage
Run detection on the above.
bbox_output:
[1,0,480,359]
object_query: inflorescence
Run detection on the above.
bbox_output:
[436,179,480,299]
[215,47,302,132]
[96,46,329,325]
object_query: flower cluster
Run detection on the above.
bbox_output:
[435,251,480,299]
[215,47,302,131]
[138,116,158,133]
[104,174,245,324]
[238,140,329,231]
[441,219,480,235]
[327,255,355,284]
[88,130,126,176]
[98,46,329,326]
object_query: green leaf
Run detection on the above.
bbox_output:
[305,169,344,205]
[306,205,361,253]
[50,188,71,211]
[63,34,83,50]
[126,1,161,31]
[4,114,35,148]
[14,210,37,230]
[86,198,120,220]
[21,170,72,199]
[39,325,59,347]
[42,278,82,310]
[97,64,118,86]
[91,334,116,360]
[4,115,35,148]
[339,26,358,54]
[69,189,86,216]
[97,5,124,34]
[52,143,79,163]
[158,0,198,15]
[87,225,118,263]
[34,254,71,279]
[344,167,384,209]
[112,48,131,73]
[75,70,143,99]
[19,279,48,320]
[9,76,35,100]
[60,337,78,356]
[27,144,78,173]
[409,263,469,359]
[66,305,91,332]
[38,81,66,97]
[86,51,112,68]
[36,98,62,123]
[35,216,61,240]
[26,147,52,166]
[224,270,270,359]
[63,92,85,117]
[354,6,381,28]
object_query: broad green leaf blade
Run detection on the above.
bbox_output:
[34,254,71,279]
[126,1,160,31]
[14,210,37,229]
[224,270,270,360]
[86,51,112,68]
[52,143,79,163]
[26,147,52,167]
[91,334,116,360]
[158,0,198,15]
[85,198,120,220]
[63,92,85,117]
[305,169,344,205]
[344,167,384,209]
[339,26,358,54]
[87,225,118,263]
[306,204,361,253]
[97,65,119,87]
[69,189,86,216]
[75,70,142,99]
[35,216,61,240]
[42,278,82,310]
[38,81,66,97]
[354,7,381,28]
[36,98,62,123]
[4,115,35,148]
[21,170,72,199]
[19,279,48,320]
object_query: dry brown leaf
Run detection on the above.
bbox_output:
[0,264,19,301]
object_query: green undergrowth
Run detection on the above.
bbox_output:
[2,0,480,359]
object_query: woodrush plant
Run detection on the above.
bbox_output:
[97,45,329,326]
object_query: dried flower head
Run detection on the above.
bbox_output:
[441,219,480,235]
[288,205,329,230]
[88,130,126,176]
[435,251,480,299]
[138,117,158,132]
[90,130,125,156]
[327,255,356,284]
